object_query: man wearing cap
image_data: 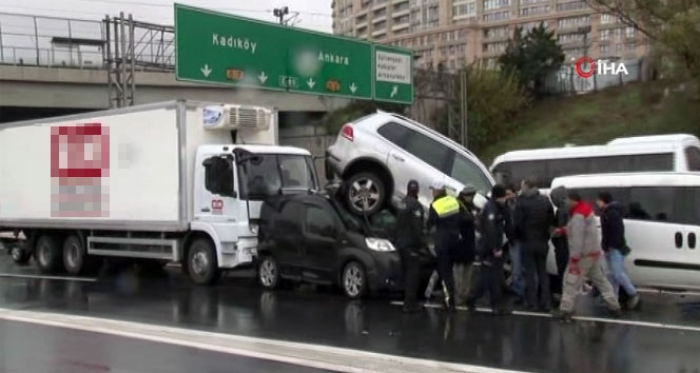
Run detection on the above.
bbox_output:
[453,185,479,306]
[395,180,426,313]
[466,184,511,315]
[426,181,463,311]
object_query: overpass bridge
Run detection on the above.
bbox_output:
[0,12,349,123]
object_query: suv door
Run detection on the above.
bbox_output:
[396,128,452,206]
[301,202,341,283]
[445,150,494,197]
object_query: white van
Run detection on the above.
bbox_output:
[491,134,700,191]
[547,172,700,292]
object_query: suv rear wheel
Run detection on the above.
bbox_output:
[344,172,385,216]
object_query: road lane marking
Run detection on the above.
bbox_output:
[0,307,534,373]
[391,301,700,333]
[0,273,97,282]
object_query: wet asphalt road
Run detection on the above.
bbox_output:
[0,255,699,373]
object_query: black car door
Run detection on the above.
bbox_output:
[273,201,304,279]
[301,201,341,283]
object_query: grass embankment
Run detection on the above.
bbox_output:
[478,82,700,164]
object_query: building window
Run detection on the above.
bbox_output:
[485,26,509,38]
[395,15,409,24]
[600,13,618,24]
[625,26,636,38]
[483,10,510,22]
[521,0,547,4]
[393,2,409,12]
[600,44,610,54]
[558,15,590,28]
[625,42,636,51]
[484,0,511,11]
[520,5,550,16]
[558,33,587,43]
[615,43,623,52]
[453,0,477,17]
[374,8,387,18]
[374,21,387,30]
[485,42,508,53]
[600,29,611,40]
[556,1,587,12]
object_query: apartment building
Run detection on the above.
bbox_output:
[331,0,648,70]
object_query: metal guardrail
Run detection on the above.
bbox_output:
[0,12,174,70]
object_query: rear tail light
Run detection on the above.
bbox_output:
[341,124,354,141]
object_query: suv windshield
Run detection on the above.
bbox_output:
[238,154,318,200]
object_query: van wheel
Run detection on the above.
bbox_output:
[34,235,64,274]
[10,245,31,265]
[187,238,221,286]
[258,256,281,290]
[344,172,385,216]
[342,261,368,299]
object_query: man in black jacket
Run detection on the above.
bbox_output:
[515,178,556,312]
[396,180,426,313]
[549,186,570,299]
[465,184,511,315]
[453,185,478,306]
[597,192,640,310]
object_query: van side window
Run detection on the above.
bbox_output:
[377,122,410,147]
[630,153,674,171]
[403,130,451,172]
[203,156,235,197]
[305,205,336,237]
[568,187,629,215]
[628,187,677,223]
[685,147,700,171]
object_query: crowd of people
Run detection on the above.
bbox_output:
[394,178,641,322]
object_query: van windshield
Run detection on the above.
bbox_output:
[237,154,318,200]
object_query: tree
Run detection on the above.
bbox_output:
[583,0,700,94]
[499,23,565,98]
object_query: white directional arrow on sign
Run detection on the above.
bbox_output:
[258,72,268,84]
[307,78,316,89]
[350,83,358,94]
[390,85,398,98]
[200,64,212,78]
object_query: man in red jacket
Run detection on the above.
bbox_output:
[558,191,621,323]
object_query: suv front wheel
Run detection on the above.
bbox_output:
[344,172,385,216]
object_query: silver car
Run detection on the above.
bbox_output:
[325,111,494,216]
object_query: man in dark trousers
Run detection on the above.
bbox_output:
[453,185,478,306]
[598,191,640,310]
[549,186,570,300]
[465,184,511,315]
[426,181,462,311]
[515,178,555,312]
[395,180,426,313]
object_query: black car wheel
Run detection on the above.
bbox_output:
[342,261,368,299]
[344,172,385,216]
[258,256,281,290]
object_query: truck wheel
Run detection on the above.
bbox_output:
[258,256,281,290]
[186,239,221,286]
[34,235,64,274]
[63,235,100,276]
[341,261,368,299]
[344,172,385,217]
[10,245,31,265]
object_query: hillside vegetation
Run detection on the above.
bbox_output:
[478,82,700,164]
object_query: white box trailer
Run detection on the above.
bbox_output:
[0,100,320,285]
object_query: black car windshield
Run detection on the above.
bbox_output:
[238,154,318,200]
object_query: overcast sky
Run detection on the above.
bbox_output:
[0,0,333,32]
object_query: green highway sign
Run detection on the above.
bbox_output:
[175,4,373,100]
[373,45,414,104]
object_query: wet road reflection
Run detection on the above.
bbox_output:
[0,262,699,373]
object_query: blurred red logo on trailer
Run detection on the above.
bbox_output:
[50,123,110,217]
[211,199,224,214]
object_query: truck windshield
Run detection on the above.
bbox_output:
[238,154,318,200]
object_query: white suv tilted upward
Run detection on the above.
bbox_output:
[325,111,494,216]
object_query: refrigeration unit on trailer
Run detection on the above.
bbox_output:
[0,100,320,285]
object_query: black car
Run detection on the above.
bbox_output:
[256,190,430,299]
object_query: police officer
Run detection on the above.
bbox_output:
[466,184,511,315]
[396,180,426,313]
[426,181,463,311]
[453,185,478,306]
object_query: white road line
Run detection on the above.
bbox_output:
[391,301,700,333]
[0,307,533,373]
[0,273,97,282]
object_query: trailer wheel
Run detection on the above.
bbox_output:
[34,235,64,274]
[63,235,101,276]
[186,238,221,286]
[10,245,31,266]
